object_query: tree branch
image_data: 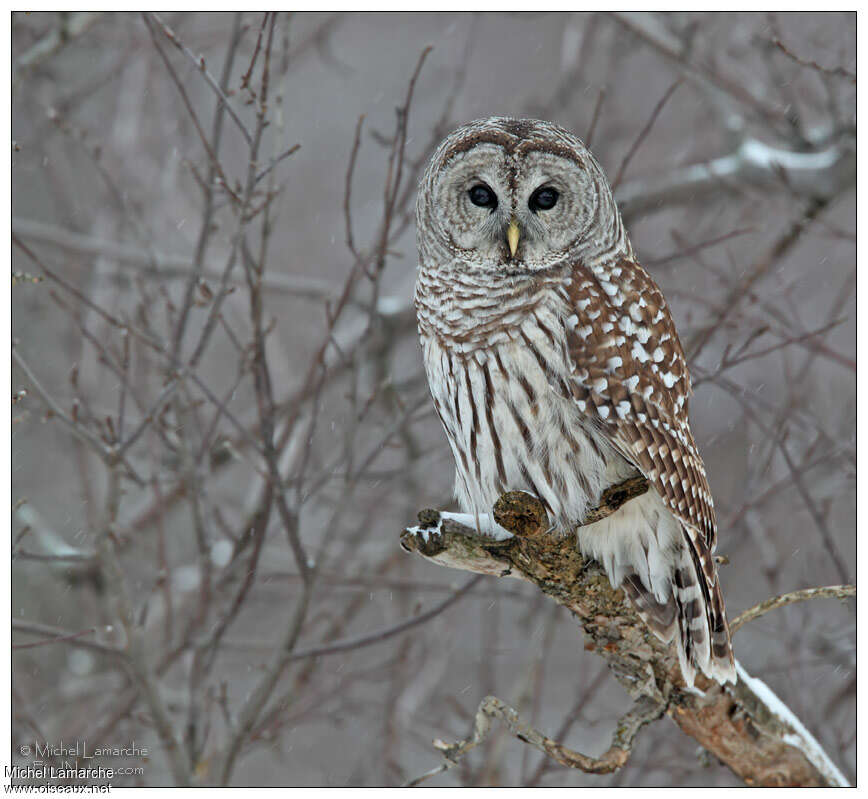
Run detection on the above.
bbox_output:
[407,694,664,786]
[731,584,855,634]
[616,135,854,222]
[400,487,850,787]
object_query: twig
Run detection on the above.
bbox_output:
[150,13,254,145]
[686,197,828,362]
[141,14,236,205]
[771,37,856,84]
[527,664,611,785]
[14,12,102,87]
[646,227,754,268]
[13,624,100,651]
[731,584,855,634]
[610,12,792,138]
[344,114,366,260]
[407,694,663,785]
[776,440,850,584]
[164,12,245,361]
[612,79,681,190]
[12,347,111,461]
[96,468,191,785]
[253,143,301,186]
[286,575,482,662]
[240,13,268,91]
[584,87,606,150]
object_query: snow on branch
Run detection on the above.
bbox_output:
[616,136,855,220]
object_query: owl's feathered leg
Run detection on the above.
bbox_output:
[577,490,735,688]
[618,532,736,689]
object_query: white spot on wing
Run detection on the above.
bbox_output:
[632,341,650,363]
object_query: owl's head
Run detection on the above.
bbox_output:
[417,117,628,274]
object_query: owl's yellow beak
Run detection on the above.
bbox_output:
[507,216,520,257]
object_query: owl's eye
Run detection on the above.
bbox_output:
[529,186,559,212]
[468,184,497,209]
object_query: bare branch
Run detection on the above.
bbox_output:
[584,87,606,150]
[612,79,681,190]
[408,694,663,786]
[14,12,102,86]
[731,584,855,634]
[616,137,854,221]
[150,13,254,145]
[771,36,856,84]
[12,347,112,461]
[286,575,482,663]
[401,489,850,787]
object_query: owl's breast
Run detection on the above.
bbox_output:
[414,259,568,352]
[419,297,625,527]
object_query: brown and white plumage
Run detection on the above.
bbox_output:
[415,117,735,687]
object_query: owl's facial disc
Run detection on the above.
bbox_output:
[430,143,515,263]
[429,140,601,272]
[512,150,600,266]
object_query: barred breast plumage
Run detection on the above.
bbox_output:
[415,117,735,688]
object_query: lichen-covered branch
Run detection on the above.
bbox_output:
[401,488,850,787]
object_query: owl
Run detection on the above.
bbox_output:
[414,117,735,688]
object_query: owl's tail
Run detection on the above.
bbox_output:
[620,532,736,688]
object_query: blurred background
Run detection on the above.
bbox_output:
[11,12,855,786]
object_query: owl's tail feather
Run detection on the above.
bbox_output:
[621,573,677,642]
[683,531,737,685]
[620,540,736,689]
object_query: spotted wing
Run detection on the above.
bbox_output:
[561,257,734,678]
[563,257,716,548]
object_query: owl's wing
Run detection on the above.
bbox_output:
[560,257,736,679]
[562,257,717,550]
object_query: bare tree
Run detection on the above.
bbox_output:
[11,12,854,786]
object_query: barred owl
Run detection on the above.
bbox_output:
[414,117,735,687]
